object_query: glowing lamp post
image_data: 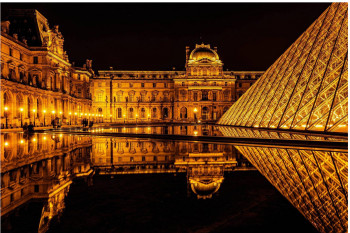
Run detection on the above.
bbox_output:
[4,106,8,128]
[69,112,72,125]
[148,113,150,122]
[74,112,77,125]
[33,109,36,126]
[20,108,24,127]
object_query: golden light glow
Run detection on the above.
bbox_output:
[20,108,24,112]
[193,108,198,113]
[59,111,63,115]
[43,110,46,113]
[194,130,198,136]
[33,109,36,113]
[43,136,47,140]
[32,138,36,142]
[4,106,8,111]
[69,112,72,115]
[52,110,55,114]
[74,112,77,115]
[20,139,24,144]
[4,142,9,146]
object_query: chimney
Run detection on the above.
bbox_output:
[185,46,190,67]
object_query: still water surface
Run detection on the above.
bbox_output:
[1,129,339,232]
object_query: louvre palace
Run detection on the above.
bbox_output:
[1,9,263,128]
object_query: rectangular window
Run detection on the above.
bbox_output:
[9,48,13,56]
[118,108,122,118]
[33,56,38,64]
[164,83,167,88]
[141,93,146,102]
[213,92,217,101]
[34,185,39,193]
[194,93,198,101]
[141,83,144,88]
[153,83,156,88]
[239,83,242,88]
[142,156,145,162]
[20,53,23,61]
[117,94,122,102]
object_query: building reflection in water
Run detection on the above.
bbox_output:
[0,133,253,232]
[1,130,346,233]
[1,133,93,233]
[87,124,224,136]
[92,137,254,199]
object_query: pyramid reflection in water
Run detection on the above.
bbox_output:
[218,3,348,133]
[234,144,347,233]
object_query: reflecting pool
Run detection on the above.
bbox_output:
[1,129,347,233]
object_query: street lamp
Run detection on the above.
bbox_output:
[69,112,72,125]
[193,107,198,122]
[136,114,138,124]
[4,106,8,128]
[74,112,77,125]
[148,113,150,122]
[43,110,46,126]
[123,114,126,124]
[33,109,36,126]
[20,108,24,127]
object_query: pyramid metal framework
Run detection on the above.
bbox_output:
[218,3,348,133]
[234,145,347,233]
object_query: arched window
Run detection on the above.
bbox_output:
[16,95,23,117]
[129,108,134,118]
[27,97,32,118]
[180,107,187,119]
[36,99,41,118]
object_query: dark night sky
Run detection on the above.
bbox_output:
[2,3,331,72]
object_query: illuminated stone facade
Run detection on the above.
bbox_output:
[91,44,263,123]
[1,9,93,128]
[219,3,348,133]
